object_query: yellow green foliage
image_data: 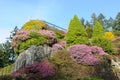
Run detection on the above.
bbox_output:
[16,32,47,53]
[0,64,13,76]
[22,20,47,30]
[66,15,89,47]
[105,32,115,40]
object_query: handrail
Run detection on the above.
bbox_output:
[41,20,67,31]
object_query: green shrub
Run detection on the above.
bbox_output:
[66,15,88,47]
[92,20,104,38]
[55,31,65,39]
[86,26,93,38]
[50,50,82,80]
[16,33,47,53]
[92,37,115,54]
[22,20,47,31]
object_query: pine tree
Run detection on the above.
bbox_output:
[92,20,104,38]
[66,15,89,47]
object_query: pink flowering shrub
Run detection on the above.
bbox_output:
[38,30,56,38]
[59,41,66,47]
[11,60,55,79]
[39,30,57,45]
[67,44,108,65]
[91,46,108,55]
[11,30,30,48]
[51,44,64,55]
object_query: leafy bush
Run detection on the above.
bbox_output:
[66,15,88,47]
[86,26,93,38]
[73,36,90,46]
[92,20,104,38]
[17,35,47,53]
[92,37,115,54]
[50,50,80,79]
[22,20,47,31]
[55,31,65,39]
[67,44,99,65]
[11,60,55,80]
[105,32,115,40]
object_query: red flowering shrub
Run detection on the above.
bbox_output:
[67,44,108,65]
[11,60,55,79]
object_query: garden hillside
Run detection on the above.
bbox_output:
[0,14,120,80]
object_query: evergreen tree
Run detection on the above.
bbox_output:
[92,20,104,38]
[0,27,19,67]
[113,12,120,31]
[66,15,89,47]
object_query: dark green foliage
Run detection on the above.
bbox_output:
[66,15,88,47]
[0,27,19,67]
[113,12,120,31]
[0,41,15,67]
[92,37,115,54]
[86,26,93,38]
[92,20,104,38]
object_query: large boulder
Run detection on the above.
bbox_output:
[13,45,51,72]
[93,56,120,80]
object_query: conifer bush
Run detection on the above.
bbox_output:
[92,20,115,54]
[86,26,93,38]
[92,21,104,38]
[66,15,89,47]
[22,20,47,31]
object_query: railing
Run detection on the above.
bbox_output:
[41,20,67,31]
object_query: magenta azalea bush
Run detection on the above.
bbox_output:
[67,44,108,65]
[11,60,55,79]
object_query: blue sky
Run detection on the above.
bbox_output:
[0,0,120,43]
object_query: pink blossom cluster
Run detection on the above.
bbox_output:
[59,40,66,47]
[38,30,56,39]
[11,30,30,48]
[91,46,108,55]
[51,44,64,54]
[67,44,108,65]
[11,60,55,79]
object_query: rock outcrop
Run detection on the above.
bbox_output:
[93,56,120,80]
[13,45,51,72]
